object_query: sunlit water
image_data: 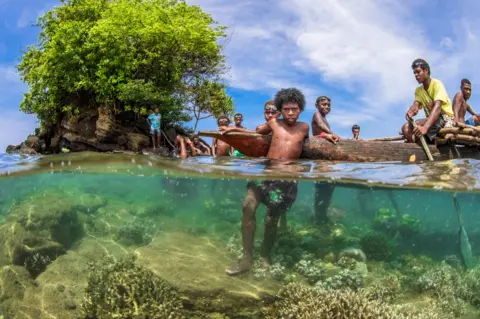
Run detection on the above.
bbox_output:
[1,152,480,318]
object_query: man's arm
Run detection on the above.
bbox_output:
[200,142,211,155]
[185,138,196,157]
[313,113,333,134]
[452,93,463,122]
[211,138,216,156]
[222,127,255,135]
[256,122,273,135]
[406,101,420,120]
[423,100,442,129]
[177,136,188,159]
[466,103,478,117]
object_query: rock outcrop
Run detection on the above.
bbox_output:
[5,108,172,155]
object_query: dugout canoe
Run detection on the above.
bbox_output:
[199,130,480,163]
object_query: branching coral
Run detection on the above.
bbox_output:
[81,255,184,319]
[267,283,443,319]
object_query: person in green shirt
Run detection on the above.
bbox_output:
[401,58,454,143]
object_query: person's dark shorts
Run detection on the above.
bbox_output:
[247,180,298,214]
[409,116,446,143]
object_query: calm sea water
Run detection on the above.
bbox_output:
[0,152,479,318]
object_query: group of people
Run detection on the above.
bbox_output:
[146,57,479,276]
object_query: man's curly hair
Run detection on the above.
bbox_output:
[274,88,306,112]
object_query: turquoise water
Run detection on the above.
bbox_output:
[1,152,480,318]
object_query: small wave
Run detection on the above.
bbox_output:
[0,153,41,175]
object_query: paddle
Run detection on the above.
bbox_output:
[453,193,474,270]
[408,117,434,161]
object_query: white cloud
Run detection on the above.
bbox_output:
[189,0,480,136]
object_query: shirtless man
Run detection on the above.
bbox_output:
[211,115,231,156]
[192,134,211,156]
[223,88,309,276]
[453,79,480,126]
[233,113,245,129]
[312,96,340,144]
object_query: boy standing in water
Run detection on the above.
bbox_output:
[224,88,309,276]
[453,79,480,126]
[311,96,340,144]
[212,115,232,156]
[147,107,162,148]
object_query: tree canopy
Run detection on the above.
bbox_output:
[18,0,233,129]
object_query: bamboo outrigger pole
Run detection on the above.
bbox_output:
[408,118,434,161]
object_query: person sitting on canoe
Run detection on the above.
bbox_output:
[453,78,480,126]
[401,58,455,143]
[352,124,361,140]
[223,88,309,276]
[312,96,340,144]
[174,135,196,159]
[212,115,232,157]
[231,113,247,157]
[192,134,211,156]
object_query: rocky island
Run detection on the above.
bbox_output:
[6,0,233,157]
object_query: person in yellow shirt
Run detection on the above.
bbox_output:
[401,58,454,143]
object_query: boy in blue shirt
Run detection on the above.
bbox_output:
[147,107,161,148]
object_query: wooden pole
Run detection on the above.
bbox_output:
[369,136,404,142]
[409,119,434,161]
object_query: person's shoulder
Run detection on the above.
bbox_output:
[297,121,309,130]
[431,78,446,88]
[453,92,464,100]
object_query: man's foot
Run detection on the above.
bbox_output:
[225,259,252,276]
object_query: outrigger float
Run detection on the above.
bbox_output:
[199,123,480,163]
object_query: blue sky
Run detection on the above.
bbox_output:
[2,0,480,151]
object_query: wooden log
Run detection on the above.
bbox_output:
[302,138,442,162]
[369,136,404,142]
[454,134,480,144]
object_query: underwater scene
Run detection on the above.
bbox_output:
[1,153,480,319]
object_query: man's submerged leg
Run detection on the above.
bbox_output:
[262,212,280,265]
[262,181,298,263]
[226,188,260,276]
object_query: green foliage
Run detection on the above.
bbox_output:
[18,0,230,127]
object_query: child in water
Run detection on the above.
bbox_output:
[212,115,232,157]
[223,88,309,276]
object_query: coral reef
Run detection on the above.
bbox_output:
[373,207,398,234]
[398,214,422,237]
[267,282,444,319]
[316,268,366,292]
[359,232,392,261]
[81,255,184,319]
[294,257,324,284]
[338,247,367,263]
[115,218,157,246]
